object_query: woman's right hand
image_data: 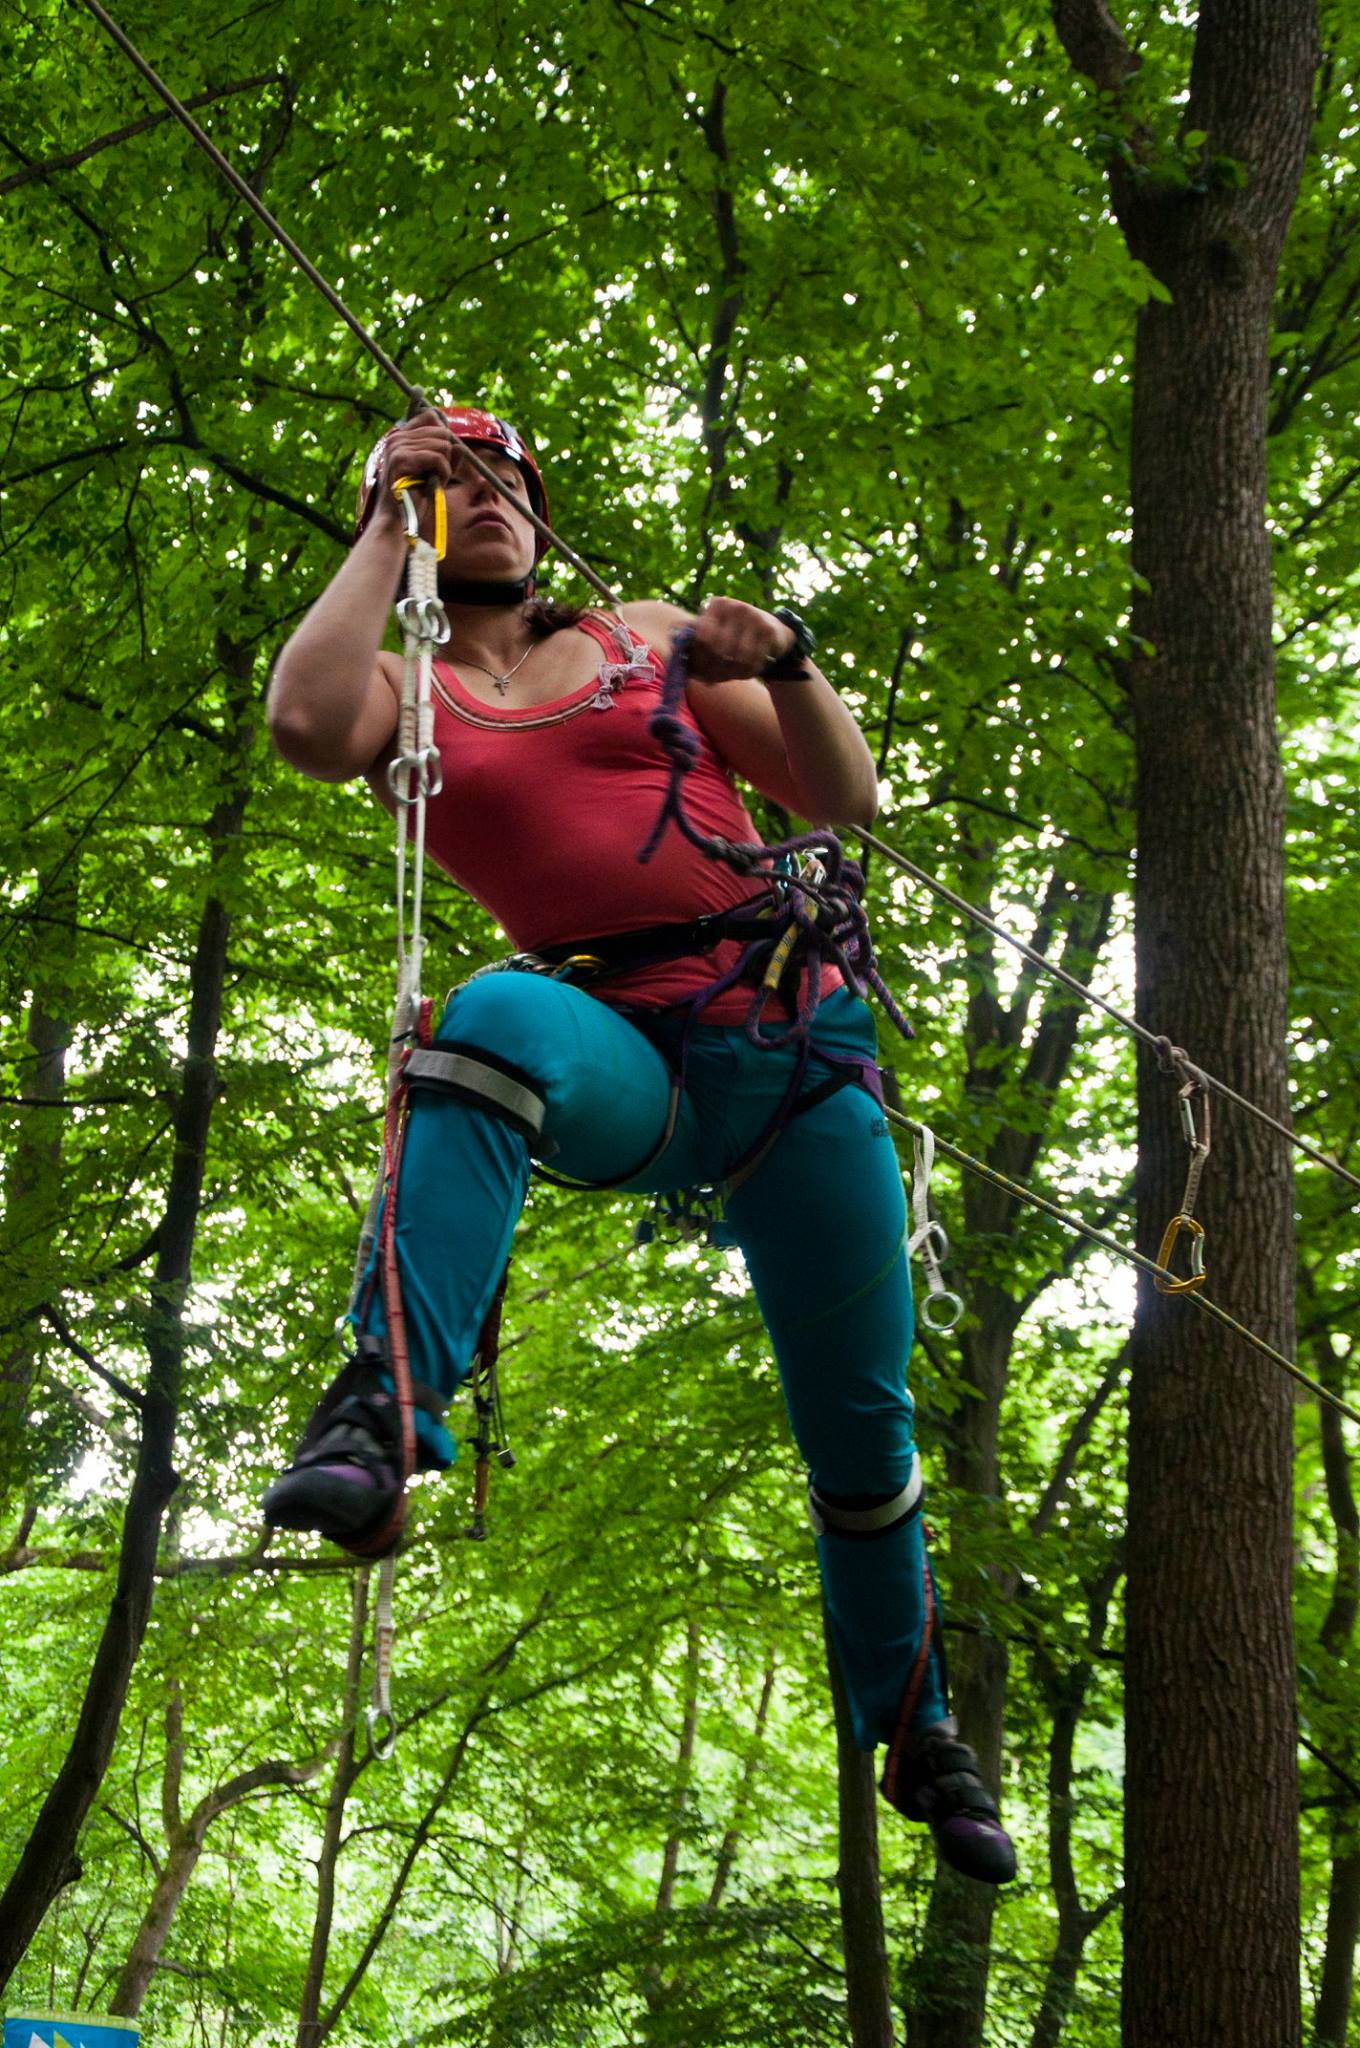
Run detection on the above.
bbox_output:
[369,411,467,529]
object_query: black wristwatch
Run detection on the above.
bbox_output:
[762,606,817,682]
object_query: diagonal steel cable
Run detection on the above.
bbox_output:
[862,827,1360,1200]
[885,1104,1359,1427]
[77,0,622,606]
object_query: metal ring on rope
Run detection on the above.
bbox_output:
[386,748,444,804]
[365,1705,397,1763]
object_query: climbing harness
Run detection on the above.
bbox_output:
[629,639,1360,1424]
[77,7,1360,1779]
[82,0,1360,1214]
[1154,1041,1211,1296]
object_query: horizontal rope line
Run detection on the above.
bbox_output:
[863,827,1360,1201]
[885,1105,1359,1428]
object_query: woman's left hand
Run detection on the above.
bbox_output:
[683,597,795,683]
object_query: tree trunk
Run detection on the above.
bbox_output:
[706,1653,777,1912]
[1314,1849,1360,2048]
[1028,1558,1123,2048]
[824,1607,896,2048]
[1311,1343,1360,2048]
[297,1567,370,2048]
[110,1675,326,2018]
[904,1631,1006,2048]
[904,833,1109,2048]
[655,1615,703,1917]
[0,701,251,1989]
[110,1830,207,2017]
[1,849,76,1517]
[1109,7,1318,2043]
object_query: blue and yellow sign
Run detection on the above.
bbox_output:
[5,2016,139,2048]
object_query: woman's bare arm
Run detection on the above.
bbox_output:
[622,598,878,827]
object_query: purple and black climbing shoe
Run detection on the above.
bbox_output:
[883,1718,1018,1886]
[263,1341,440,1545]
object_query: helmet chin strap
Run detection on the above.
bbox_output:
[440,576,534,605]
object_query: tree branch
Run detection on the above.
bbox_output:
[0,75,282,195]
[1050,0,1141,94]
[39,1302,146,1414]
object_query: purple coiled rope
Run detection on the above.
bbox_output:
[637,627,913,1054]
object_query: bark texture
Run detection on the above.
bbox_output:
[1,851,76,1517]
[1311,1338,1360,2048]
[1050,4,1321,2042]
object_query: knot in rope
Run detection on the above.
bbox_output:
[1153,1035,1207,1095]
[651,712,702,766]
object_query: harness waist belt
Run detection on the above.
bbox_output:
[530,894,786,983]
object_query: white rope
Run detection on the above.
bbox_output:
[347,533,447,1305]
[365,1553,398,1761]
[349,531,448,1763]
[387,533,447,1081]
[907,1124,964,1333]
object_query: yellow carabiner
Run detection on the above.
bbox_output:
[1154,1212,1206,1294]
[390,475,447,560]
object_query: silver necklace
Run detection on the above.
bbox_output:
[452,640,536,697]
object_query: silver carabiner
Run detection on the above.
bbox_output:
[920,1288,964,1334]
[386,745,443,805]
[395,594,450,645]
[365,1704,396,1763]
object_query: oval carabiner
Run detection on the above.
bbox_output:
[920,1288,965,1334]
[1154,1212,1206,1295]
[390,474,423,543]
[365,1704,396,1763]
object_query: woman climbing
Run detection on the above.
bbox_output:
[262,404,1016,1886]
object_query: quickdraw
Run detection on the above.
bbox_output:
[908,1127,965,1334]
[1154,1040,1211,1296]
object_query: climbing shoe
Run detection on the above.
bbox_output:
[262,1341,442,1545]
[883,1718,1017,1886]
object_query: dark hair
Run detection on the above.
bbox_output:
[524,597,592,638]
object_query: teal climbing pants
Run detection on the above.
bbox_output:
[357,968,948,1752]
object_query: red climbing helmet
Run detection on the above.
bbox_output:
[354,405,550,558]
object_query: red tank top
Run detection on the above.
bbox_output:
[420,614,841,1025]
